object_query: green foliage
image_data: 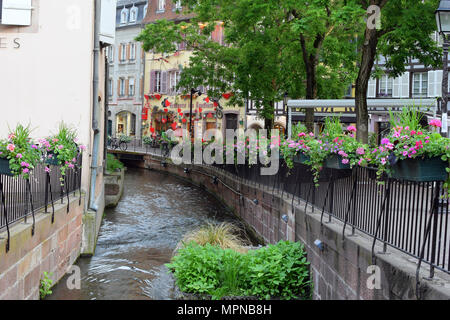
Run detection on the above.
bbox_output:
[137,0,363,122]
[167,241,311,300]
[388,105,424,132]
[39,272,53,300]
[143,136,153,145]
[118,134,132,143]
[44,122,80,183]
[106,153,124,173]
[0,124,41,179]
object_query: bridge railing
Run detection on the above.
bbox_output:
[0,156,82,252]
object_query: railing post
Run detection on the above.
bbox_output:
[44,171,49,213]
[0,176,10,252]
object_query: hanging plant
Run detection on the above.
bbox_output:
[0,124,41,179]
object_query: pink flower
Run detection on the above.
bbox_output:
[347,126,357,132]
[22,168,29,174]
[403,151,408,157]
[45,167,51,173]
[72,158,76,162]
[68,164,75,169]
[58,145,64,150]
[16,153,23,159]
[309,133,314,137]
[430,119,442,128]
[356,147,365,155]
[31,145,38,149]
[298,133,306,137]
[52,138,59,143]
[410,130,416,135]
[7,144,15,152]
[381,158,386,165]
[21,161,29,168]
[342,159,349,165]
[381,138,390,145]
[79,145,87,151]
[8,133,16,140]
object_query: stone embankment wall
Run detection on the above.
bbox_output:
[143,155,450,300]
[0,196,84,300]
[105,169,125,208]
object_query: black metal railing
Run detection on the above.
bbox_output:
[0,156,82,252]
[216,162,450,281]
[109,145,450,284]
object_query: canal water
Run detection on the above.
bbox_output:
[48,167,251,300]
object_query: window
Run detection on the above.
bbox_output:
[379,75,393,97]
[130,43,136,61]
[120,78,125,97]
[120,43,126,61]
[0,0,32,26]
[108,79,113,99]
[155,71,161,92]
[169,71,181,94]
[175,0,182,10]
[107,46,114,62]
[120,7,128,24]
[158,0,166,12]
[130,6,137,23]
[129,78,135,96]
[413,72,428,97]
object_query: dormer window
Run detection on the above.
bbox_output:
[120,7,128,24]
[130,6,138,23]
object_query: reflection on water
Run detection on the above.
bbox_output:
[49,168,248,300]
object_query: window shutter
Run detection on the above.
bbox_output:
[1,0,32,26]
[126,44,130,60]
[392,76,401,98]
[150,71,156,93]
[117,79,120,96]
[161,71,168,93]
[367,77,376,98]
[125,79,129,96]
[401,72,410,98]
[435,70,443,97]
[140,77,144,96]
[119,44,123,61]
[428,71,435,97]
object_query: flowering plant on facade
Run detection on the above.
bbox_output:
[42,123,84,182]
[366,118,450,185]
[0,124,41,179]
[118,134,132,143]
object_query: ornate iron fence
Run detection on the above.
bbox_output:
[0,157,82,252]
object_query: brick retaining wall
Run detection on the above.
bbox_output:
[0,195,84,300]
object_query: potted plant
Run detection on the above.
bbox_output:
[0,124,41,179]
[367,107,450,185]
[118,134,132,144]
[143,136,153,146]
[42,123,85,182]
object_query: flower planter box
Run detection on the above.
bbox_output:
[0,158,13,176]
[390,157,448,182]
[324,154,350,170]
[293,153,310,164]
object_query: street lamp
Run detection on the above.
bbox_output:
[436,0,450,136]
[189,88,202,139]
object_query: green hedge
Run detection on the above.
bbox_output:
[106,153,124,173]
[167,241,312,300]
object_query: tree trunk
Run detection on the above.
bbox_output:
[355,27,379,144]
[305,64,317,133]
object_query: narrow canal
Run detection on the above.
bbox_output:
[49,167,251,300]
